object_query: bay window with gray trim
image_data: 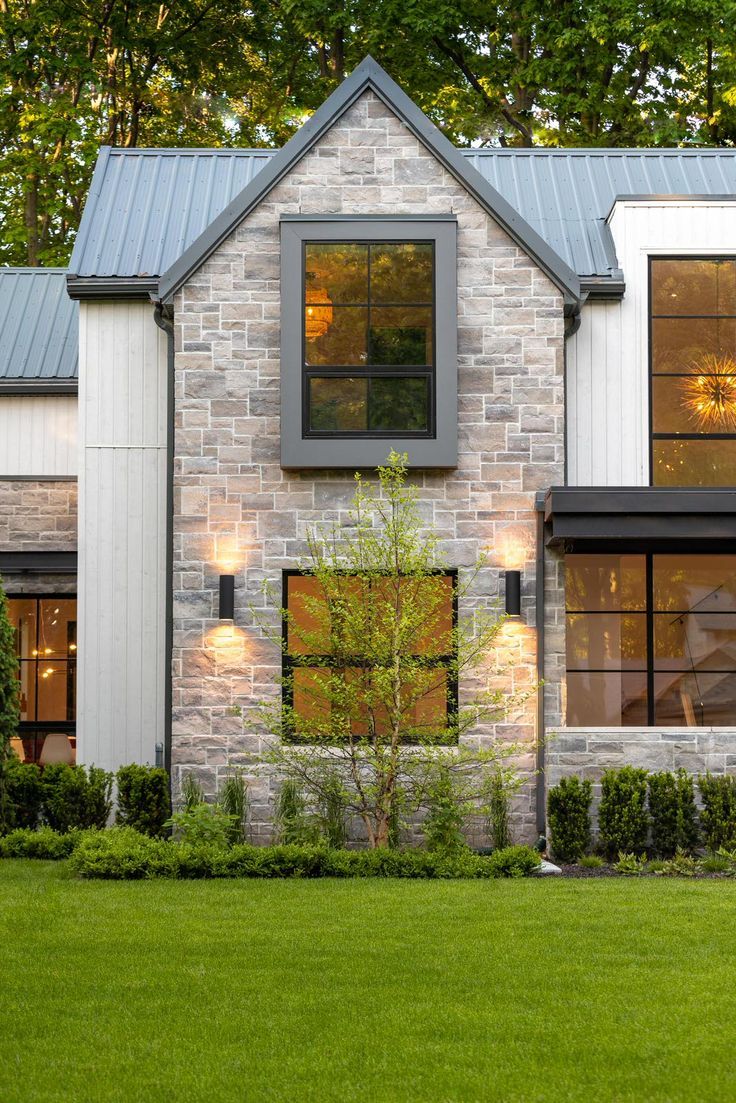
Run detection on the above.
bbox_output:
[280,218,457,468]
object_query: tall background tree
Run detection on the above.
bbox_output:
[2,0,736,265]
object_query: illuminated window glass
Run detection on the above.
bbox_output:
[566,555,736,726]
[651,258,736,485]
[283,571,456,743]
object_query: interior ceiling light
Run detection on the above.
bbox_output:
[681,354,736,431]
[305,288,333,340]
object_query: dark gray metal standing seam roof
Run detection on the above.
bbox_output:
[0,269,78,382]
[69,147,274,282]
[68,145,736,285]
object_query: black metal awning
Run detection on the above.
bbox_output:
[542,487,736,549]
[0,551,77,574]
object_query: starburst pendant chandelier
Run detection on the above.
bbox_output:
[680,354,736,431]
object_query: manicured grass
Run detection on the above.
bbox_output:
[2,863,735,1102]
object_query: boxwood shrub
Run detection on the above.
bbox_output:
[598,766,650,858]
[698,774,736,851]
[116,764,171,837]
[648,769,700,857]
[547,776,592,862]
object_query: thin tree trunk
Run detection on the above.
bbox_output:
[25,173,39,265]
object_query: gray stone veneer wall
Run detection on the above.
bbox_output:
[171,90,566,844]
[546,727,736,838]
[0,479,77,552]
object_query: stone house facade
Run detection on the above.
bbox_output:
[4,56,736,839]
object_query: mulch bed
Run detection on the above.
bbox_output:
[556,863,729,879]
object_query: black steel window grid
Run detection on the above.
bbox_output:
[566,555,736,725]
[649,255,736,485]
[282,568,458,744]
[302,240,436,439]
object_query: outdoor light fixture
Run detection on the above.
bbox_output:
[219,574,235,620]
[504,569,521,618]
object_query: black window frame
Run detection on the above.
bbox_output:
[301,239,436,441]
[565,553,736,726]
[649,254,736,487]
[281,568,459,745]
[7,592,77,762]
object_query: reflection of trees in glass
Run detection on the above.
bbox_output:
[369,378,428,432]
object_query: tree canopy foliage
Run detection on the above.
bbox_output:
[2,0,736,265]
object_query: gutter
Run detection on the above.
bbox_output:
[153,301,175,778]
[67,275,159,300]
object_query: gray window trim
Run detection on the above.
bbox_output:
[280,217,457,469]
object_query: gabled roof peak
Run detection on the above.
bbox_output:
[157,55,580,305]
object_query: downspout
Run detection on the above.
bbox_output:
[153,301,175,776]
[535,494,546,837]
[536,298,582,835]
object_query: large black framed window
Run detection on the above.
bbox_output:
[303,241,434,438]
[280,217,457,469]
[7,595,77,764]
[566,554,736,726]
[650,256,736,485]
[282,569,458,744]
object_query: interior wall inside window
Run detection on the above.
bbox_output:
[6,595,77,765]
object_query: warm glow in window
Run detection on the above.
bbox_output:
[651,258,736,485]
[284,572,455,742]
[7,596,77,764]
[303,242,435,436]
[566,555,736,726]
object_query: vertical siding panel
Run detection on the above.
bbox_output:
[0,396,76,475]
[77,301,167,771]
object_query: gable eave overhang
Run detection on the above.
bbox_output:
[156,56,581,308]
[605,192,736,223]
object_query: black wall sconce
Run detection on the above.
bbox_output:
[504,570,521,618]
[219,574,235,620]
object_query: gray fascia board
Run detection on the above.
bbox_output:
[66,276,159,300]
[0,380,78,394]
[606,192,736,221]
[158,56,581,306]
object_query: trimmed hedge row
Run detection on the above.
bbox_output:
[60,829,542,880]
[72,833,542,880]
[0,825,542,879]
[548,767,736,861]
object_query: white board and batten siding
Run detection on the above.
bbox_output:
[0,395,77,476]
[567,200,736,486]
[77,301,167,771]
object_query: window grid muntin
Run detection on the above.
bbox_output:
[302,239,436,439]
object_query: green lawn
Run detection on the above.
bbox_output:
[2,863,735,1103]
